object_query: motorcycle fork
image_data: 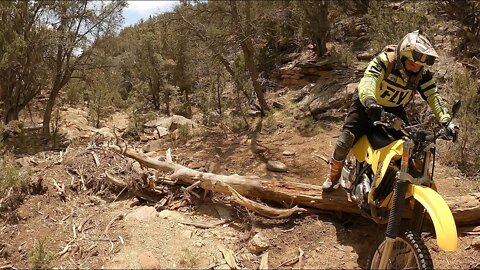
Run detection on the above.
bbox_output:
[378,180,409,269]
[379,141,412,268]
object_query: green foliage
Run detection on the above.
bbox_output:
[366,1,426,52]
[30,239,54,270]
[65,80,86,106]
[0,153,30,203]
[442,67,480,175]
[88,71,123,128]
[127,107,157,135]
[302,115,315,129]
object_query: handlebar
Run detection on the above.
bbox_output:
[373,111,454,143]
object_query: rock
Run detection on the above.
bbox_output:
[125,206,158,222]
[171,129,180,140]
[139,133,156,142]
[248,233,270,255]
[169,115,197,131]
[282,151,296,156]
[297,94,315,112]
[144,117,173,129]
[345,83,359,103]
[132,162,144,174]
[138,253,161,269]
[272,101,285,109]
[266,161,288,172]
[181,230,193,239]
[247,110,262,116]
[144,115,196,132]
[142,140,163,153]
[158,210,185,221]
[188,161,204,170]
[156,127,169,138]
[238,253,257,261]
[292,85,312,102]
[309,95,344,115]
[356,52,375,61]
[213,204,235,220]
[471,236,480,250]
[15,157,32,168]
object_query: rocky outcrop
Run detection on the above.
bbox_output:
[293,80,358,119]
[280,56,335,87]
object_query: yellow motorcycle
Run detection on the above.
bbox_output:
[339,101,461,269]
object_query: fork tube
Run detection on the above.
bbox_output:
[379,180,409,269]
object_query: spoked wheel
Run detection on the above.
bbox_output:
[370,230,433,270]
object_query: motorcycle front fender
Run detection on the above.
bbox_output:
[408,185,458,251]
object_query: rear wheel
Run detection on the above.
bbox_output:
[370,230,433,269]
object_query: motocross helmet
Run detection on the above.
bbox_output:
[395,30,439,81]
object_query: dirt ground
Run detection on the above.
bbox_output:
[1,104,479,269]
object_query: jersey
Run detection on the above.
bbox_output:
[358,52,451,123]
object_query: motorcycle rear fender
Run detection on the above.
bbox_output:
[407,185,458,251]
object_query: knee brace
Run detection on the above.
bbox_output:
[333,130,355,161]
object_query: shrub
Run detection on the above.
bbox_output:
[30,239,54,269]
[366,1,426,52]
[441,67,480,175]
[0,153,30,210]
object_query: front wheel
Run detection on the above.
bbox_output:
[370,230,433,269]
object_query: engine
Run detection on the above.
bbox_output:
[351,173,372,207]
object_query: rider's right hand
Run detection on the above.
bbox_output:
[365,98,383,123]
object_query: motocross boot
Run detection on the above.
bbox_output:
[321,158,344,192]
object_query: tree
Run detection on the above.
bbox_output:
[0,1,51,124]
[131,21,176,114]
[299,0,330,58]
[41,0,126,136]
[229,1,269,112]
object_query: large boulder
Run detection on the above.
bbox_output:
[144,115,197,132]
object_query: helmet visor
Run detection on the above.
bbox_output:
[412,50,436,66]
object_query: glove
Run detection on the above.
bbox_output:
[365,98,383,123]
[445,122,460,142]
[442,121,460,142]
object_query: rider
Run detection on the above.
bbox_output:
[322,30,460,192]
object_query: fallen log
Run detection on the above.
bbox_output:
[109,145,480,226]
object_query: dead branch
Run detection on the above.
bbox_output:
[223,183,307,219]
[78,215,93,232]
[51,178,66,201]
[276,247,304,268]
[0,264,15,270]
[177,218,235,229]
[313,153,329,164]
[259,252,269,270]
[104,213,125,234]
[218,245,239,269]
[91,151,100,167]
[104,172,165,202]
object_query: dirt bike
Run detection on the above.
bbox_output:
[338,101,461,269]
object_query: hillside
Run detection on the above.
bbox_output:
[1,1,479,269]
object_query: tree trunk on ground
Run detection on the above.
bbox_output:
[110,145,480,226]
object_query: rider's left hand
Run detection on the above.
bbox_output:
[444,122,460,142]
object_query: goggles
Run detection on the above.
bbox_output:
[412,50,436,66]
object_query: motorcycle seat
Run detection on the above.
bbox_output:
[367,126,403,150]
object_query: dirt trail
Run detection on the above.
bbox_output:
[1,108,479,269]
